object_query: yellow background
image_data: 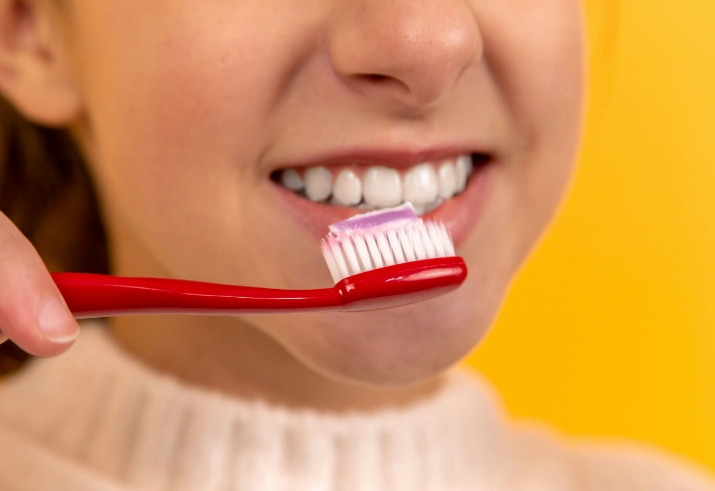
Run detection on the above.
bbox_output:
[465,0,715,472]
[0,0,711,476]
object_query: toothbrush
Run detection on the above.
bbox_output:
[52,204,467,319]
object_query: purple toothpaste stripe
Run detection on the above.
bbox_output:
[328,204,419,235]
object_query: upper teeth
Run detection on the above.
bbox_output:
[280,169,305,191]
[333,169,362,206]
[403,163,440,205]
[363,166,403,208]
[438,162,457,199]
[304,166,333,202]
[455,156,472,194]
[278,155,474,215]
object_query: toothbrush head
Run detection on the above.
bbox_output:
[322,204,467,311]
[321,203,457,283]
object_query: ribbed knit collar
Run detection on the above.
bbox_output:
[0,323,509,491]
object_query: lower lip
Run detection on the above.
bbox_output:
[269,159,497,249]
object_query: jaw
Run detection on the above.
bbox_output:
[254,274,501,388]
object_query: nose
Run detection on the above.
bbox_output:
[327,0,482,110]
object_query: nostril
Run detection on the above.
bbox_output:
[357,73,411,95]
[365,74,389,82]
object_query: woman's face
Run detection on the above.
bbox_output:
[60,0,584,386]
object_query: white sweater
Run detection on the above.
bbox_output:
[0,324,712,491]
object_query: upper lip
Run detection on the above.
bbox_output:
[269,144,492,172]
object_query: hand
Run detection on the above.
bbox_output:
[0,212,80,356]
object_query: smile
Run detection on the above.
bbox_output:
[272,154,485,216]
[269,149,495,249]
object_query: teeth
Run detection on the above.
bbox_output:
[438,162,457,199]
[281,169,304,191]
[455,155,473,193]
[332,169,362,206]
[278,154,476,211]
[363,166,402,208]
[411,200,440,216]
[305,166,333,202]
[402,163,439,206]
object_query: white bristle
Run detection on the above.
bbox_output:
[410,226,427,260]
[387,229,406,264]
[376,232,395,266]
[321,241,343,284]
[428,222,446,257]
[364,232,384,269]
[352,233,374,271]
[419,225,437,258]
[328,236,350,280]
[398,228,416,262]
[341,237,362,276]
[440,222,456,256]
[322,216,456,284]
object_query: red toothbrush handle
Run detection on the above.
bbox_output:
[51,273,344,318]
[52,257,467,319]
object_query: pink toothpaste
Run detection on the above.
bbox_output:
[328,203,421,234]
[322,204,456,283]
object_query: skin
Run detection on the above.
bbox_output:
[0,0,584,411]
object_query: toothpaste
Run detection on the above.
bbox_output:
[322,203,455,283]
[328,203,421,235]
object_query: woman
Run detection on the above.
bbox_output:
[0,0,712,489]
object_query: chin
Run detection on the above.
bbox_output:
[259,275,503,388]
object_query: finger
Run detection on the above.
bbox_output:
[0,213,80,357]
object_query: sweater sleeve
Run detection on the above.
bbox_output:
[501,422,715,491]
[571,441,715,491]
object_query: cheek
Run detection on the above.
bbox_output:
[73,1,325,281]
[126,0,327,165]
[479,0,585,254]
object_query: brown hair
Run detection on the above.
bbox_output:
[0,96,108,375]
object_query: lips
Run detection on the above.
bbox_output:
[269,151,495,249]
